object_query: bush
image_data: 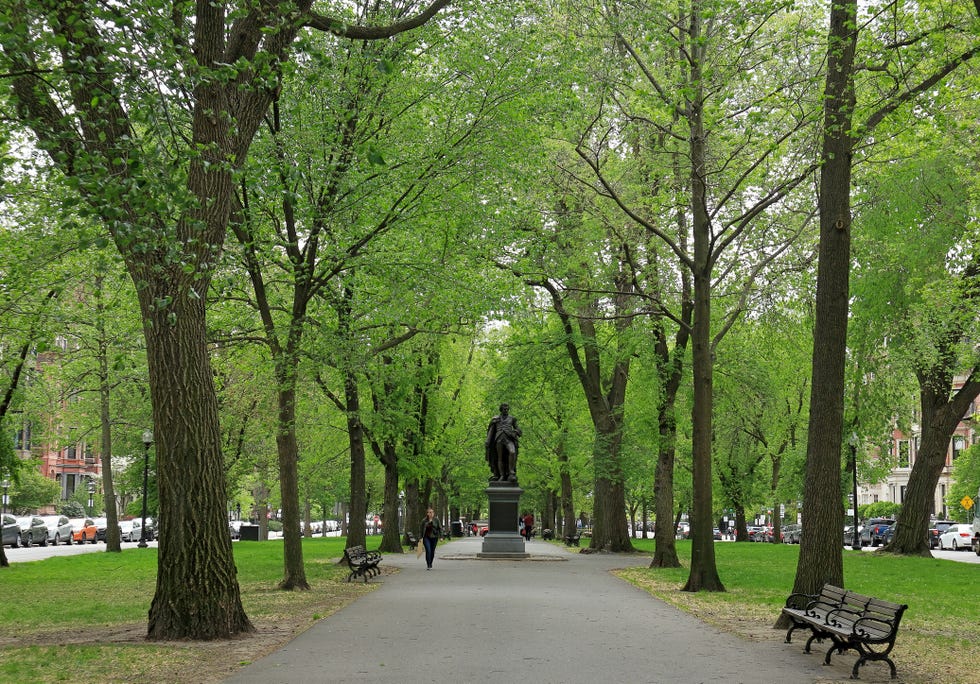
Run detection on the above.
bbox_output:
[60,501,85,518]
[860,501,901,519]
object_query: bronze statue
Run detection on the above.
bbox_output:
[486,403,521,484]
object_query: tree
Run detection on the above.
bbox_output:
[0,0,450,639]
[849,149,980,556]
[571,0,822,588]
[791,0,980,606]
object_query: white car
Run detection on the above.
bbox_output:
[40,515,73,546]
[938,524,974,550]
[118,519,148,542]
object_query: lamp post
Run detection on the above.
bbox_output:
[849,433,860,549]
[139,430,153,548]
[1,478,9,516]
[87,480,96,513]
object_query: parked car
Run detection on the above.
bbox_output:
[843,525,862,548]
[859,518,895,547]
[70,518,99,544]
[40,515,73,546]
[928,520,957,549]
[938,523,974,550]
[229,520,246,539]
[118,519,150,542]
[2,514,20,548]
[17,516,49,547]
[782,524,802,544]
[93,517,108,542]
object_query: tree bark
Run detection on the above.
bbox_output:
[275,383,309,589]
[142,289,252,639]
[787,0,858,614]
[344,370,367,551]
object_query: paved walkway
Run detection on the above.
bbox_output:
[226,537,889,684]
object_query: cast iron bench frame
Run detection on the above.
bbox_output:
[343,544,382,583]
[563,533,581,547]
[782,583,907,679]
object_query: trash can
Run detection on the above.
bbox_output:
[451,521,463,537]
[239,524,260,541]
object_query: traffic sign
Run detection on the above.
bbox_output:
[961,495,974,510]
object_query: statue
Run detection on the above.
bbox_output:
[485,403,521,484]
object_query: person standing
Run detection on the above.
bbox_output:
[420,508,442,569]
[523,512,534,540]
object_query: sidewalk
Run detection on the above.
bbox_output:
[225,537,885,683]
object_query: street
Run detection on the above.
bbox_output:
[6,535,978,563]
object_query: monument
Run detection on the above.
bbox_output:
[480,403,528,558]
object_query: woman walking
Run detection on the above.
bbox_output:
[420,508,442,569]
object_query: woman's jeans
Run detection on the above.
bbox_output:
[423,536,438,567]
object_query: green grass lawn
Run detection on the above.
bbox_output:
[622,539,978,683]
[0,538,378,683]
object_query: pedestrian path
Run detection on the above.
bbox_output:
[226,537,886,683]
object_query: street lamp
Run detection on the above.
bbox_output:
[849,433,860,549]
[87,480,96,512]
[1,478,9,516]
[139,430,153,548]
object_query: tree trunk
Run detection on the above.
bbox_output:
[344,370,367,550]
[649,311,689,567]
[734,508,748,541]
[95,278,121,552]
[142,290,252,639]
[379,444,403,553]
[589,401,633,552]
[684,266,724,591]
[683,4,723,590]
[275,384,309,590]
[650,433,681,567]
[786,0,857,618]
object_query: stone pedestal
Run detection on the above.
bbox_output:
[479,484,528,558]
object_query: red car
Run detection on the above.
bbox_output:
[70,518,99,544]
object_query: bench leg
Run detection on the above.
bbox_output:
[850,649,898,680]
[804,632,823,654]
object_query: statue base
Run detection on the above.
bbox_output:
[479,484,528,558]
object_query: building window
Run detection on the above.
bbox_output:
[898,440,910,468]
[952,436,965,461]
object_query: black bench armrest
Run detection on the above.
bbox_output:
[784,592,817,611]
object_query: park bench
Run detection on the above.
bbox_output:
[541,529,554,540]
[404,532,418,548]
[343,545,383,583]
[782,584,907,679]
[563,533,581,547]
